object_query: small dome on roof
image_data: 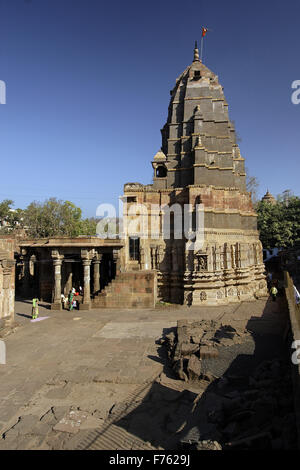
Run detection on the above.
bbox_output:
[153,150,167,161]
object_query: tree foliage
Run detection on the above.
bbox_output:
[23,198,98,238]
[79,217,98,236]
[256,195,300,249]
[0,199,14,223]
[0,198,97,238]
[246,168,259,205]
[0,199,24,232]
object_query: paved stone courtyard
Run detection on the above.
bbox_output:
[0,296,288,449]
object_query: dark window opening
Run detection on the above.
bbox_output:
[129,237,140,261]
[156,166,167,178]
[194,70,201,79]
[126,196,137,203]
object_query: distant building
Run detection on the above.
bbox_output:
[262,190,276,205]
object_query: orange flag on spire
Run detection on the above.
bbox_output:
[202,27,208,37]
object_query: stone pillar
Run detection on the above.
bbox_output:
[81,258,92,310]
[185,248,194,272]
[172,246,179,272]
[139,248,145,270]
[65,262,73,295]
[216,245,221,271]
[21,250,31,296]
[1,259,15,327]
[29,255,36,276]
[113,250,121,275]
[224,243,231,270]
[240,244,248,268]
[231,245,236,269]
[158,246,164,270]
[51,254,63,310]
[93,254,102,294]
[235,243,241,268]
[150,247,155,269]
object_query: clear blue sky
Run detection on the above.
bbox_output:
[0,0,299,217]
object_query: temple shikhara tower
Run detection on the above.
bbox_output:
[123,43,267,305]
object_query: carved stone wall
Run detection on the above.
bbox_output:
[0,237,16,328]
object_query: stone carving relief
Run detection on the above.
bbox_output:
[195,253,207,272]
[158,246,164,264]
[124,183,143,191]
[200,291,207,301]
[184,291,193,306]
[151,246,164,270]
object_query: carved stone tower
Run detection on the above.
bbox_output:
[123,44,267,305]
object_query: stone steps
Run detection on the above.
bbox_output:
[92,271,157,309]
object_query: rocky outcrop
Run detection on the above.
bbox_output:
[162,320,297,450]
[163,319,250,383]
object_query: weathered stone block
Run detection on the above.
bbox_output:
[187,355,202,381]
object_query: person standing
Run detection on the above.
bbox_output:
[266,272,272,289]
[68,290,74,311]
[270,285,278,302]
[61,294,67,310]
[32,298,39,319]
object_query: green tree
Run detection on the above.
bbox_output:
[24,198,84,238]
[0,199,14,225]
[256,194,300,249]
[0,200,24,232]
[79,217,98,236]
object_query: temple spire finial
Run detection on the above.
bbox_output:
[193,41,200,62]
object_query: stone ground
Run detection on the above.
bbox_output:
[0,295,290,450]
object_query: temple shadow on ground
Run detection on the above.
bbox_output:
[77,295,297,450]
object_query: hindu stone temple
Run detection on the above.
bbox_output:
[13,44,267,310]
[122,43,267,305]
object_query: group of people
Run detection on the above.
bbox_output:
[61,286,83,311]
[31,286,83,319]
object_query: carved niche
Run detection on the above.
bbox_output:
[195,252,208,272]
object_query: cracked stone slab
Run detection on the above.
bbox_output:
[45,384,72,399]
[92,322,176,339]
[53,410,93,434]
